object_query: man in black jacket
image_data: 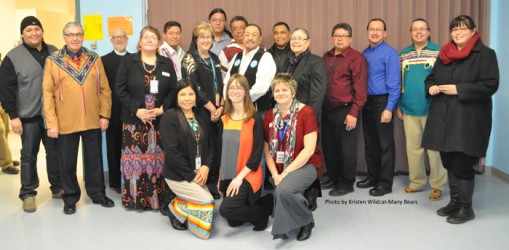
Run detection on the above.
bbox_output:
[101,28,130,193]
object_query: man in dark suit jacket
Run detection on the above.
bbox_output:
[101,28,130,193]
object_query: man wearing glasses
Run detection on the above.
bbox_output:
[101,28,130,194]
[223,24,276,114]
[358,18,401,197]
[0,16,63,213]
[43,22,114,214]
[321,23,368,197]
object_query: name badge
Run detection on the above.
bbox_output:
[162,71,170,77]
[150,78,159,94]
[215,93,220,107]
[276,151,285,164]
[195,156,202,170]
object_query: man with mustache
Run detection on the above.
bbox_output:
[359,18,401,197]
[223,24,276,114]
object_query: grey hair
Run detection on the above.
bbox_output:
[62,22,83,35]
[292,28,310,39]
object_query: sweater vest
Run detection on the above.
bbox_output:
[7,44,57,119]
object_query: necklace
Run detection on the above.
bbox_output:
[143,62,156,74]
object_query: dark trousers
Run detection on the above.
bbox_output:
[362,95,395,188]
[440,151,479,180]
[219,180,265,224]
[322,105,359,188]
[105,124,122,188]
[58,129,105,205]
[19,118,62,200]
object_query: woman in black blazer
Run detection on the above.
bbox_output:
[160,79,215,239]
[115,26,177,211]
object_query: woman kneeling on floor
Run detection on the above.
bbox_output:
[263,73,324,241]
[160,79,215,239]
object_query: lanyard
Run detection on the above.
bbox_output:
[278,121,289,150]
[199,53,219,104]
[187,118,200,155]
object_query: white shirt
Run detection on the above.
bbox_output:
[223,47,276,102]
[159,41,185,80]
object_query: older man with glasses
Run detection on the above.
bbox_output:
[43,22,114,214]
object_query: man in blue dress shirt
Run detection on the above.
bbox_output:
[358,18,401,196]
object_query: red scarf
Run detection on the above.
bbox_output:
[438,33,480,65]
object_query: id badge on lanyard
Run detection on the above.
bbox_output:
[276,151,285,164]
[195,155,201,170]
[150,77,159,94]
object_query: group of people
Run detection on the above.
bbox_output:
[0,7,499,242]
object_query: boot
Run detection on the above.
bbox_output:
[252,194,274,231]
[304,187,319,211]
[437,171,460,216]
[447,179,475,224]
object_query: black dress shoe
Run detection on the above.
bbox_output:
[93,196,115,207]
[297,222,314,241]
[356,178,377,188]
[329,186,354,196]
[273,234,288,240]
[63,203,76,215]
[369,186,392,196]
[168,211,187,230]
[304,188,319,211]
[1,166,19,175]
[320,180,335,190]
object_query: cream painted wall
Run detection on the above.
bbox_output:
[0,0,17,60]
[16,0,75,14]
[16,8,75,49]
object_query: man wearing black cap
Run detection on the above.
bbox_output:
[0,16,63,213]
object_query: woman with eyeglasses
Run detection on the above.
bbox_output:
[217,74,273,231]
[284,27,327,211]
[160,79,215,239]
[115,26,177,210]
[182,21,224,199]
[422,15,499,224]
[263,73,323,241]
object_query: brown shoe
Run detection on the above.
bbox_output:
[2,166,19,175]
[429,189,443,201]
[23,196,36,213]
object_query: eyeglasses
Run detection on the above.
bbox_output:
[198,35,212,40]
[332,34,351,39]
[210,18,225,23]
[451,27,471,33]
[290,37,308,42]
[231,26,246,32]
[142,35,158,41]
[368,28,384,32]
[411,27,429,32]
[112,35,127,40]
[64,33,84,38]
[228,86,245,92]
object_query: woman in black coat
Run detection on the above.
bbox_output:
[422,15,499,224]
[284,28,327,210]
[160,79,215,239]
[115,26,177,210]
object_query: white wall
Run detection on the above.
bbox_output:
[0,0,18,60]
[489,0,509,174]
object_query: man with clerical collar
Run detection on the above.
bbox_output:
[223,24,276,114]
[159,21,185,81]
[43,22,114,214]
[0,16,63,213]
[267,22,292,74]
[101,28,130,193]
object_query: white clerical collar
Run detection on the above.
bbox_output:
[114,49,127,56]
